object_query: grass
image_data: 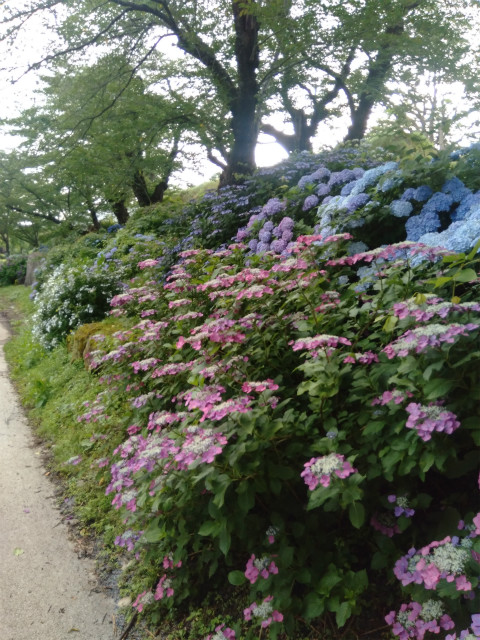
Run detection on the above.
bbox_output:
[0,284,127,545]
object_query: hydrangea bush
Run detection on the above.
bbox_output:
[73,231,479,638]
[36,143,480,638]
[0,254,27,286]
[32,262,124,349]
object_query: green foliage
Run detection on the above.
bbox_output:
[75,236,479,637]
[0,254,27,286]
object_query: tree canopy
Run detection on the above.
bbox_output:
[0,0,478,237]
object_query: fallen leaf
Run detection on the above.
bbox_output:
[13,548,24,556]
[68,629,80,633]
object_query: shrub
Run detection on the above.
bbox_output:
[0,254,27,286]
[32,262,124,349]
[79,235,479,638]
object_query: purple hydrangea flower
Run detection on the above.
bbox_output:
[271,239,287,253]
[297,174,316,189]
[259,229,272,243]
[346,193,370,212]
[310,166,331,181]
[316,183,331,197]
[278,216,294,230]
[303,194,320,211]
[261,198,286,216]
[328,168,358,187]
[256,241,270,253]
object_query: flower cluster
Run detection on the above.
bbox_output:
[405,403,460,441]
[394,535,476,592]
[245,554,279,584]
[301,454,357,490]
[244,596,283,628]
[385,600,454,639]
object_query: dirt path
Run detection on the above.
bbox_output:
[0,319,117,639]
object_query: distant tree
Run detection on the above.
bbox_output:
[368,71,478,152]
[261,0,478,151]
[5,54,194,223]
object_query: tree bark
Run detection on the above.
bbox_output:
[343,3,421,142]
[111,199,129,224]
[219,1,260,186]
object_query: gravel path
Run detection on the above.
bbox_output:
[0,319,117,639]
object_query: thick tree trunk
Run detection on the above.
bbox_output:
[111,199,129,224]
[344,20,409,142]
[132,169,168,207]
[219,1,260,186]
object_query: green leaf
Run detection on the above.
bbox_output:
[423,378,454,399]
[335,602,352,628]
[219,522,231,555]
[453,267,478,282]
[382,315,398,333]
[348,502,365,529]
[228,570,246,586]
[303,592,324,620]
[142,520,164,543]
[198,520,221,537]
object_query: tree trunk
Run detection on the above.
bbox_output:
[219,1,260,186]
[343,17,413,142]
[111,199,129,224]
[132,169,168,207]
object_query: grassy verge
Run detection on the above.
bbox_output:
[0,285,125,553]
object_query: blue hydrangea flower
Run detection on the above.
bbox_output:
[348,241,368,255]
[349,161,398,196]
[390,200,413,218]
[418,208,480,254]
[406,211,441,241]
[451,192,480,222]
[256,241,270,253]
[379,171,402,192]
[346,217,365,229]
[263,221,274,232]
[355,265,377,292]
[340,181,357,196]
[346,193,370,212]
[421,192,453,215]
[441,177,471,203]
[413,185,433,202]
[401,188,416,201]
[248,239,258,252]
